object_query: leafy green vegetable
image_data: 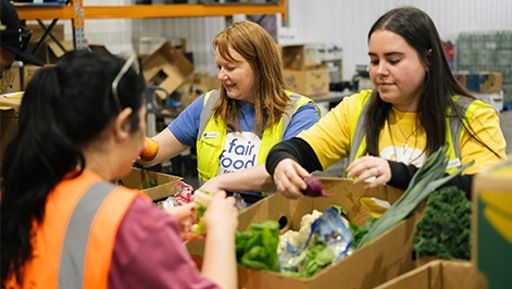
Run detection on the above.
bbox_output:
[413,186,471,260]
[351,217,378,247]
[283,235,336,278]
[193,190,214,236]
[358,144,474,247]
[146,178,156,188]
[235,221,280,272]
[330,204,347,216]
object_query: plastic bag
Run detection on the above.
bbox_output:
[279,208,353,277]
[155,181,194,209]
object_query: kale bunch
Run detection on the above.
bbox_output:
[413,186,471,260]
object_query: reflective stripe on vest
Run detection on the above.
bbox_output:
[59,181,116,289]
[4,171,144,289]
[196,89,320,183]
[348,90,484,173]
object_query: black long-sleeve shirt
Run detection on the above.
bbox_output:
[266,137,474,199]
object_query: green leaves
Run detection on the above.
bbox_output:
[283,235,337,278]
[413,186,471,260]
[146,178,156,188]
[358,144,474,247]
[235,220,280,272]
[351,217,378,247]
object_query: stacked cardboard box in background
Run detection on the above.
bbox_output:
[27,23,75,66]
[280,44,330,98]
[454,71,504,112]
[456,30,512,108]
[142,41,194,101]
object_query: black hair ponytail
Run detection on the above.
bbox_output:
[1,50,145,284]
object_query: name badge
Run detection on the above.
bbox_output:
[203,132,220,138]
[447,157,462,170]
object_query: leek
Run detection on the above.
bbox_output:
[358,143,473,247]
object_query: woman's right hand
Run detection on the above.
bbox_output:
[273,158,311,199]
[202,191,238,235]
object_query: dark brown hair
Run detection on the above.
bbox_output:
[364,6,485,157]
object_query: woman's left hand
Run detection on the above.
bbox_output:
[165,202,202,241]
[346,155,391,188]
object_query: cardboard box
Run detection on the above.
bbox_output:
[455,72,503,93]
[0,93,23,167]
[474,91,504,112]
[472,158,512,289]
[373,260,487,289]
[283,67,329,97]
[279,44,306,70]
[194,72,221,91]
[187,177,422,289]
[27,23,65,43]
[28,39,74,65]
[22,64,51,90]
[117,167,182,201]
[142,42,194,100]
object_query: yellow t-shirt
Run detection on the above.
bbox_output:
[298,91,507,175]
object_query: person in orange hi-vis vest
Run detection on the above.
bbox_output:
[1,50,238,289]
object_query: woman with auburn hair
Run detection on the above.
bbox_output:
[142,20,320,204]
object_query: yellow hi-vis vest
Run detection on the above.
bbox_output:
[196,89,320,184]
[348,89,490,174]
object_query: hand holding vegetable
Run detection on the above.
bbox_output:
[273,158,313,199]
[165,202,200,241]
[301,176,332,197]
[202,190,238,237]
[347,155,391,188]
[357,144,473,247]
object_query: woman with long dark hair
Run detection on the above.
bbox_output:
[265,6,506,199]
[1,50,238,289]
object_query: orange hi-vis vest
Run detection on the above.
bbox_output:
[4,170,149,289]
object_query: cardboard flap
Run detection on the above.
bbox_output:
[142,42,194,99]
[373,260,487,289]
[46,39,75,58]
[117,167,181,200]
[317,177,404,226]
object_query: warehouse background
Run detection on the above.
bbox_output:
[52,0,511,155]
[76,0,512,80]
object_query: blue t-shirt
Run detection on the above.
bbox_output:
[168,92,319,197]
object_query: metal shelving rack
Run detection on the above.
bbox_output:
[15,0,288,138]
[15,0,288,49]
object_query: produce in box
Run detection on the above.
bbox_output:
[357,144,473,247]
[413,186,471,260]
[236,206,353,278]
